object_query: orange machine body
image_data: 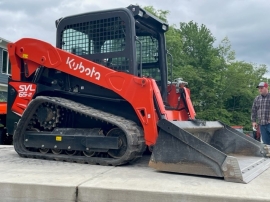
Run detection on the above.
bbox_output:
[8,38,196,146]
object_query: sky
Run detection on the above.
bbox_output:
[1,0,270,77]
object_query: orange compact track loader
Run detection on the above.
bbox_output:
[6,5,270,183]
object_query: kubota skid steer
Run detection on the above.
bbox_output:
[6,5,270,183]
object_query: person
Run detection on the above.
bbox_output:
[251,81,270,145]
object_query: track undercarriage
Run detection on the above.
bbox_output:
[13,96,146,166]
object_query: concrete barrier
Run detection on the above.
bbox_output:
[1,146,270,202]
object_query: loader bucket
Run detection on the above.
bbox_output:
[149,119,270,183]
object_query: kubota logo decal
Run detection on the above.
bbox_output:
[66,57,101,80]
[18,84,36,97]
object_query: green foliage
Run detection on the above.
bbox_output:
[143,6,169,22]
[179,21,218,69]
[143,5,268,130]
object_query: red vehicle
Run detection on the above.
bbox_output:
[0,101,7,144]
[0,91,12,145]
[6,5,270,183]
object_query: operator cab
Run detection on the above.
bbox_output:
[55,5,169,101]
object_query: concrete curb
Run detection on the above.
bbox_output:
[1,146,270,202]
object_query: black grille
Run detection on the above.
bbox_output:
[60,17,130,71]
[61,17,126,55]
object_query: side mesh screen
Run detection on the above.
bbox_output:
[61,17,129,72]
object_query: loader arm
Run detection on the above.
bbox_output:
[8,38,171,145]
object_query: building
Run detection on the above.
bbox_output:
[0,37,11,101]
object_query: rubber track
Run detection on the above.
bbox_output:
[13,96,146,166]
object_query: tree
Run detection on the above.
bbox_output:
[143,6,169,23]
[222,61,267,129]
[179,21,218,70]
[173,21,223,114]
